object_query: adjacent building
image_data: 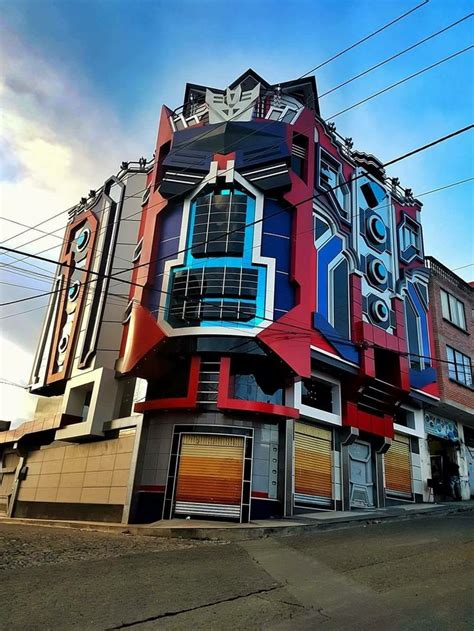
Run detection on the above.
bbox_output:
[1,69,456,524]
[424,257,474,500]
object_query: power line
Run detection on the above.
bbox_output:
[1,126,472,310]
[451,263,474,272]
[2,30,472,301]
[299,0,431,78]
[328,46,474,120]
[0,256,469,372]
[0,2,433,259]
[319,13,473,98]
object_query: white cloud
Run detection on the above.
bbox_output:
[0,27,148,424]
[0,336,37,427]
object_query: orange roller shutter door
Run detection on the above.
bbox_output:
[294,423,333,507]
[175,434,245,519]
[385,434,412,497]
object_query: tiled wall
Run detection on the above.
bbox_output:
[411,451,424,497]
[17,432,136,506]
[0,452,20,513]
[250,424,279,497]
[138,420,174,488]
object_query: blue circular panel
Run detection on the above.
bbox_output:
[68,281,80,301]
[367,215,386,244]
[369,259,388,285]
[76,228,90,251]
[374,260,387,282]
[371,299,389,323]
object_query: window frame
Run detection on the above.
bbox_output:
[402,223,420,252]
[318,148,350,219]
[446,345,473,388]
[294,371,342,426]
[440,289,467,331]
[404,293,424,371]
[191,189,248,258]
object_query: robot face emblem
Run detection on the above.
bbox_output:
[205,84,261,123]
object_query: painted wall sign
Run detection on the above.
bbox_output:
[424,413,459,441]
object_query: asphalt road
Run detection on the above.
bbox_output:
[1,513,473,630]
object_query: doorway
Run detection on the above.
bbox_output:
[173,434,245,521]
[427,435,459,500]
[467,446,474,498]
[349,440,375,508]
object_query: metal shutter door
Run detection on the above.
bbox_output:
[294,423,333,507]
[175,434,244,519]
[385,434,412,497]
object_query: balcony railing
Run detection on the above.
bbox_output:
[170,90,305,132]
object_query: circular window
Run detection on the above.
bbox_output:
[58,334,69,354]
[68,281,80,302]
[367,215,386,244]
[368,258,388,285]
[76,228,91,252]
[371,299,389,323]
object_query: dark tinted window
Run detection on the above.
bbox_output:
[231,357,285,404]
[333,259,350,339]
[192,191,247,257]
[301,378,333,412]
[405,297,422,370]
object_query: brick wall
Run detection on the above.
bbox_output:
[428,260,474,413]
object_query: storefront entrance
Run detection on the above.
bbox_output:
[467,446,474,498]
[349,440,375,509]
[427,435,459,500]
[294,423,333,509]
[174,434,245,520]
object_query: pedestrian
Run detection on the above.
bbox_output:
[445,458,461,501]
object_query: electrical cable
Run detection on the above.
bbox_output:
[299,0,431,78]
[328,46,474,120]
[0,1,435,257]
[319,13,473,98]
[1,126,472,308]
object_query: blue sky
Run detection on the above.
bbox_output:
[0,0,473,420]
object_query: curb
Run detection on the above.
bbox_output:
[1,503,472,542]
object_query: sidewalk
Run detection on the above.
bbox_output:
[1,500,473,542]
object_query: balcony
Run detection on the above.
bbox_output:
[169,90,305,132]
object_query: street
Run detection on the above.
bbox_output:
[1,513,473,630]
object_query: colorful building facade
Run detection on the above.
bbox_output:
[0,70,442,523]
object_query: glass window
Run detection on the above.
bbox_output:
[402,223,420,252]
[332,259,350,340]
[320,160,338,189]
[440,289,466,330]
[231,358,284,405]
[191,189,247,257]
[301,378,333,412]
[446,345,473,387]
[394,408,416,429]
[319,152,350,217]
[405,297,423,370]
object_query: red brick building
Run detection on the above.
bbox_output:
[425,257,474,499]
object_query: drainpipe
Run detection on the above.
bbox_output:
[7,442,27,518]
